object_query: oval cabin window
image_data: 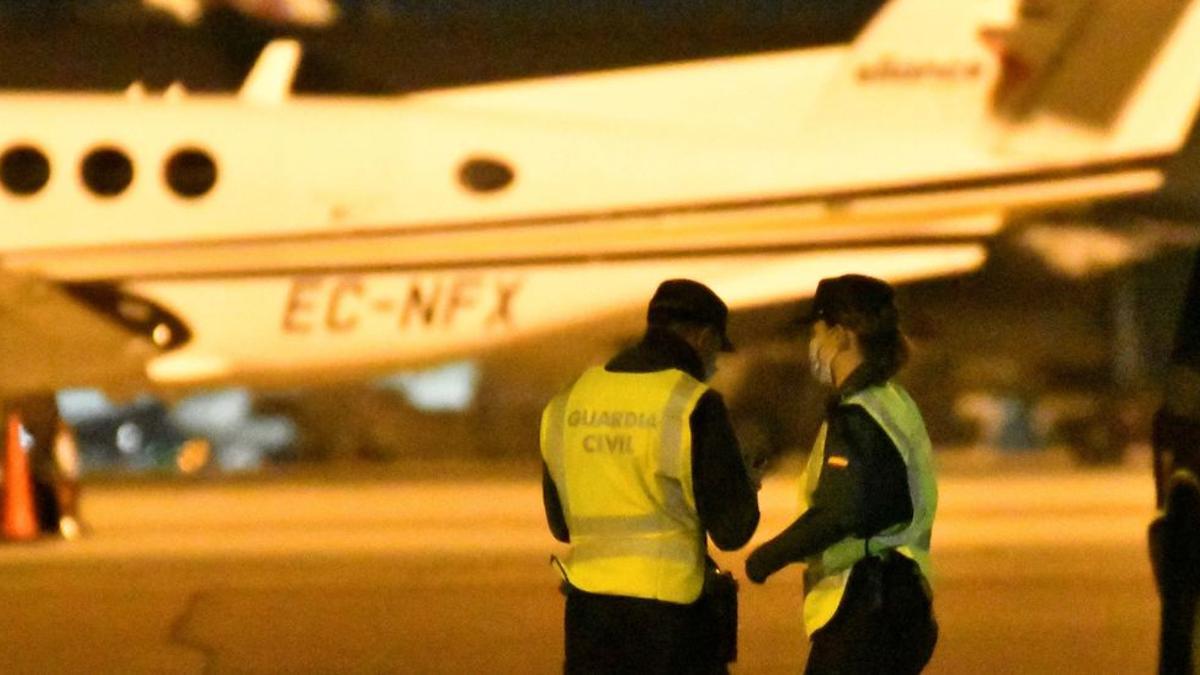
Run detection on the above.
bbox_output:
[1,145,51,196]
[165,148,218,199]
[459,157,515,193]
[82,147,134,197]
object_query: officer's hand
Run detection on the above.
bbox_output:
[744,548,773,585]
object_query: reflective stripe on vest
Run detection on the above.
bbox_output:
[540,367,709,604]
[799,381,938,635]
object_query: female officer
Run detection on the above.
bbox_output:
[744,274,938,674]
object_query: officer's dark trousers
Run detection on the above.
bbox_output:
[564,589,725,674]
[1154,476,1200,674]
[804,555,938,675]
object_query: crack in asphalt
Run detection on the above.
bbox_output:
[168,590,218,674]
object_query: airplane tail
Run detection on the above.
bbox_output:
[807,0,1200,166]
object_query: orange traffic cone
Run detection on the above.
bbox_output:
[3,411,38,541]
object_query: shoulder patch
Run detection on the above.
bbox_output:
[827,456,849,468]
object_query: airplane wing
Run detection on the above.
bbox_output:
[122,224,994,388]
[144,0,338,27]
[224,0,338,27]
[0,273,159,397]
[0,238,987,395]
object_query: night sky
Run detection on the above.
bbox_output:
[0,0,886,92]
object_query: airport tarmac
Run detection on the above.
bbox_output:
[0,450,1160,673]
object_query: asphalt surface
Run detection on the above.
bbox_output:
[0,450,1161,673]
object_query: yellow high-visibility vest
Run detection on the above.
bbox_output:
[800,381,938,635]
[541,366,709,604]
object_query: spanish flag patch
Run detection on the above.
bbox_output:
[827,456,849,468]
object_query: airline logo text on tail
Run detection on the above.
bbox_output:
[856,56,985,84]
[281,274,523,335]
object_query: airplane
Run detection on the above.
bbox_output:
[143,0,339,27]
[1,0,1200,419]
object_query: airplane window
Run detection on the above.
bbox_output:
[459,157,515,193]
[165,148,217,199]
[1,145,50,196]
[81,147,134,197]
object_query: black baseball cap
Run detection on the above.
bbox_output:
[796,274,898,330]
[647,279,735,352]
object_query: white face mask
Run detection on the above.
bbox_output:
[808,336,836,386]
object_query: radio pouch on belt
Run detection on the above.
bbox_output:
[701,561,739,664]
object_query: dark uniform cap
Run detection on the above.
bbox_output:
[797,274,898,330]
[647,279,735,352]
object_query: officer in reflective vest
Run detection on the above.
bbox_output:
[1150,248,1200,674]
[542,279,760,674]
[745,274,938,674]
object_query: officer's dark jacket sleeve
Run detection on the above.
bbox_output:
[746,404,911,581]
[542,463,570,543]
[691,390,760,551]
